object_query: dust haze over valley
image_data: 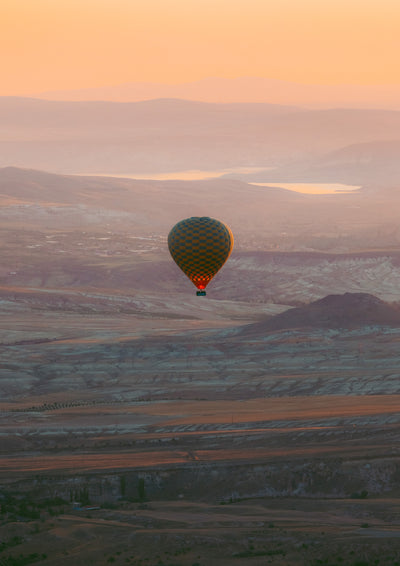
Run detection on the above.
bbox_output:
[2,94,400,565]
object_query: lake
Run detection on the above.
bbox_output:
[82,168,360,194]
[249,182,361,194]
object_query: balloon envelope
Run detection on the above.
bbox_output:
[168,217,234,293]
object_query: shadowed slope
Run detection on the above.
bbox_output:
[240,292,400,334]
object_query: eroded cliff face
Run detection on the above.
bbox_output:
[5,457,400,505]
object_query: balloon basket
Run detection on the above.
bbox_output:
[196,290,206,296]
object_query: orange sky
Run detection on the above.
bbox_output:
[1,0,400,96]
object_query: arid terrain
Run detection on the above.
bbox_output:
[0,160,400,565]
[1,288,400,565]
[3,0,400,557]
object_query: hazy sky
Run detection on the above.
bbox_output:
[1,0,400,96]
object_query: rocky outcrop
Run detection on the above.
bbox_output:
[5,456,400,504]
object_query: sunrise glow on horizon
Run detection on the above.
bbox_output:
[1,0,400,97]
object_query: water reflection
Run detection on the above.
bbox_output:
[86,167,268,181]
[250,182,361,194]
[81,169,360,194]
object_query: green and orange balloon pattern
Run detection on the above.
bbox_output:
[168,217,234,291]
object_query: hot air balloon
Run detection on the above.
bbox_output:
[168,217,234,296]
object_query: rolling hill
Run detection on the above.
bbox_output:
[240,292,400,334]
[2,98,400,175]
[235,139,400,185]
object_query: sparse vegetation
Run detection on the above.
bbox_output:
[351,490,369,499]
[137,478,146,502]
[0,553,47,565]
[0,486,399,565]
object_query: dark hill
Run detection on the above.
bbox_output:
[240,293,400,335]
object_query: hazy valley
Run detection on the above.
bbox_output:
[1,96,400,564]
[2,97,400,179]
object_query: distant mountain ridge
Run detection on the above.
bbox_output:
[37,77,400,111]
[1,98,400,175]
[240,293,400,334]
